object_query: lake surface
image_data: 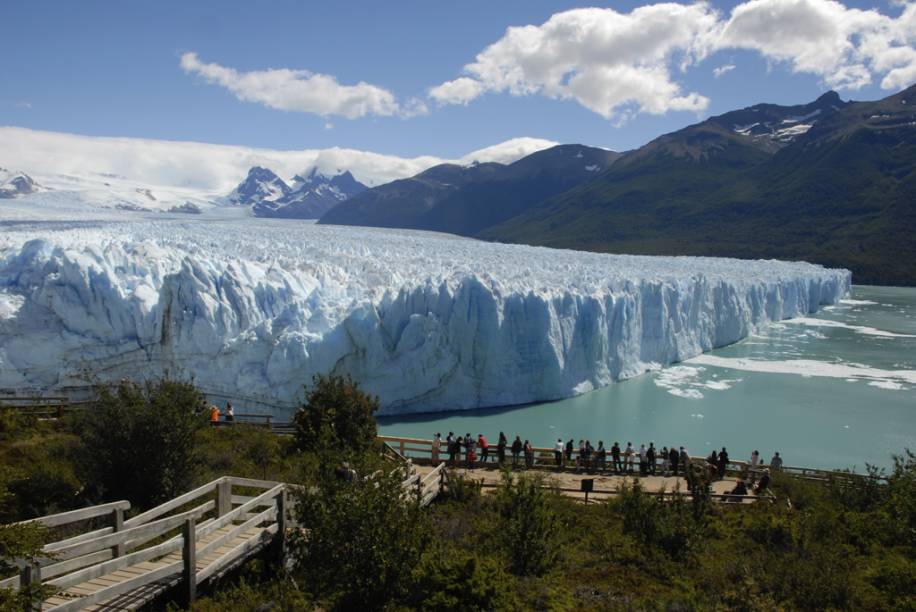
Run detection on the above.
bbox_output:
[379,285,916,471]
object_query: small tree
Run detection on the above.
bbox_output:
[290,465,430,610]
[0,466,50,609]
[75,379,207,509]
[293,374,378,455]
[496,472,559,577]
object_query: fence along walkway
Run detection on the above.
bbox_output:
[3,477,287,611]
[4,465,443,611]
[377,435,884,487]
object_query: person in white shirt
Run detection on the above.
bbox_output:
[639,444,648,475]
[625,442,635,473]
[431,433,442,464]
[750,449,760,468]
[554,439,564,469]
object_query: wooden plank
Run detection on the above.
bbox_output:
[123,478,221,528]
[195,507,276,561]
[19,501,131,529]
[45,560,182,612]
[45,503,210,559]
[195,485,283,541]
[225,476,281,490]
[46,533,183,590]
[195,525,277,584]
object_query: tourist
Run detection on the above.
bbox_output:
[511,436,523,467]
[596,441,607,471]
[432,432,442,464]
[497,431,508,464]
[625,442,635,473]
[566,438,574,463]
[770,452,783,471]
[583,440,594,471]
[209,404,220,426]
[639,443,647,475]
[669,446,679,476]
[755,468,771,493]
[750,449,760,468]
[647,443,657,476]
[718,447,729,479]
[728,479,748,502]
[611,442,622,473]
[455,435,463,464]
[447,432,457,465]
[577,439,586,471]
[467,439,477,469]
[661,446,669,475]
[478,433,489,463]
[554,438,564,468]
[679,447,690,476]
[524,439,534,468]
[225,402,235,423]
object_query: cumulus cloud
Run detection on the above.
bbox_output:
[429,77,486,105]
[430,1,916,119]
[0,127,557,191]
[717,0,916,90]
[713,63,736,77]
[432,5,716,120]
[180,52,410,119]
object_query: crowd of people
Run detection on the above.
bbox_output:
[430,433,781,493]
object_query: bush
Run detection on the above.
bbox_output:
[290,464,430,610]
[496,472,559,577]
[74,379,207,509]
[411,551,519,611]
[293,374,379,456]
[614,481,700,561]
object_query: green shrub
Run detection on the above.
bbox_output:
[411,551,519,611]
[290,464,430,610]
[293,374,379,456]
[73,379,207,509]
[496,472,559,577]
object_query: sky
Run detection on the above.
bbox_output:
[2,0,915,159]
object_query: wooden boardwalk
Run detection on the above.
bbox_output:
[4,465,444,611]
[4,477,287,611]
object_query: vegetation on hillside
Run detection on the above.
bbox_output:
[0,377,914,610]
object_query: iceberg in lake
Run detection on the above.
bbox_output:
[0,220,849,414]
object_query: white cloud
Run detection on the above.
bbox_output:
[429,77,486,105]
[0,127,557,191]
[717,0,916,90]
[429,4,718,120]
[15,101,32,109]
[430,1,916,119]
[713,63,736,77]
[180,52,407,119]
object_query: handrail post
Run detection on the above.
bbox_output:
[182,517,197,606]
[19,563,41,612]
[276,488,288,562]
[217,479,232,518]
[111,507,124,558]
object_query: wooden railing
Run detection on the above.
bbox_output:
[2,476,287,610]
[376,435,883,484]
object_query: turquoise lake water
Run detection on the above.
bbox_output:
[378,286,916,471]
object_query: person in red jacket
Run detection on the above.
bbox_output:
[478,434,490,463]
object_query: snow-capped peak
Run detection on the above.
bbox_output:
[227,165,368,219]
[227,166,290,206]
[0,170,40,199]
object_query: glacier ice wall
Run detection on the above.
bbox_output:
[0,220,850,414]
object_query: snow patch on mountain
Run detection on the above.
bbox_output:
[0,219,850,414]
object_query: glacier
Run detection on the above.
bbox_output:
[0,219,850,414]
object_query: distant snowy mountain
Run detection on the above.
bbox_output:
[0,169,40,199]
[227,166,291,206]
[711,91,850,150]
[226,166,368,218]
[253,168,367,218]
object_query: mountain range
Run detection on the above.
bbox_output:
[318,86,916,286]
[228,167,367,218]
[319,144,619,235]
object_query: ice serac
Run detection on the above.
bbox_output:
[0,221,850,414]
